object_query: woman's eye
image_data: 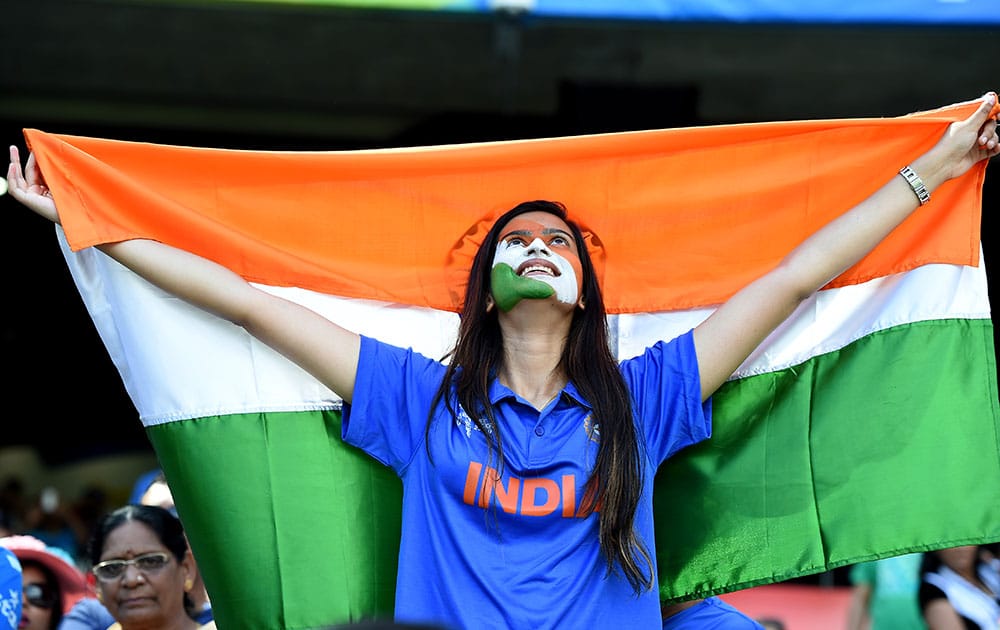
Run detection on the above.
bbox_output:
[507,237,525,246]
[550,236,568,246]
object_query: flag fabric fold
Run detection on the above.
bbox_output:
[27,97,1000,628]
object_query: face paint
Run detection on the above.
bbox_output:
[490,214,582,311]
[490,263,554,312]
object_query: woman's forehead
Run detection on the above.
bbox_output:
[499,212,572,237]
[103,520,162,555]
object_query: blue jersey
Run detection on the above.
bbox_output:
[662,597,764,629]
[344,330,711,630]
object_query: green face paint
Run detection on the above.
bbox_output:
[490,263,555,312]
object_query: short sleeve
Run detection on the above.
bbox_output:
[619,329,712,467]
[342,336,448,473]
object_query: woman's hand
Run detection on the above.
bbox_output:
[7,145,60,224]
[929,92,1000,183]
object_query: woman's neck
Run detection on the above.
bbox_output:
[496,297,575,409]
[498,362,566,410]
[498,331,570,410]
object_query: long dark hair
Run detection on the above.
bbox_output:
[88,504,199,620]
[429,200,652,593]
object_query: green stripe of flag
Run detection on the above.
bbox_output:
[656,317,1000,601]
[148,410,401,629]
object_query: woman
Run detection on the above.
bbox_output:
[60,474,213,630]
[919,545,1000,630]
[7,94,998,629]
[0,534,90,630]
[87,505,214,630]
[20,560,62,630]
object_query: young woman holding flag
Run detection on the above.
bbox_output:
[7,93,998,629]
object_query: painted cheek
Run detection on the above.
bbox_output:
[568,255,583,297]
[555,254,581,305]
[492,240,523,269]
[548,246,583,304]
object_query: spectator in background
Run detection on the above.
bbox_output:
[60,471,213,630]
[918,545,1000,630]
[136,476,172,515]
[0,535,91,630]
[1,545,22,630]
[848,553,927,630]
[86,505,214,630]
[126,472,162,508]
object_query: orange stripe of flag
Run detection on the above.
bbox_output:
[24,99,991,314]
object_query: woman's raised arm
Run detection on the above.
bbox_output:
[693,93,999,400]
[7,145,361,403]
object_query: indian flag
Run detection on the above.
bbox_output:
[25,97,1000,629]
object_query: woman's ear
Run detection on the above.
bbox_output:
[181,550,196,584]
[486,294,495,313]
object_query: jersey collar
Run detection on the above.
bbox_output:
[487,377,592,410]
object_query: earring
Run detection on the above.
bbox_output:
[184,578,194,592]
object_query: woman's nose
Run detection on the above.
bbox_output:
[526,237,550,255]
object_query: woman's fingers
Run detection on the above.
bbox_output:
[7,145,24,190]
[980,114,998,151]
[973,93,998,149]
[7,145,60,223]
